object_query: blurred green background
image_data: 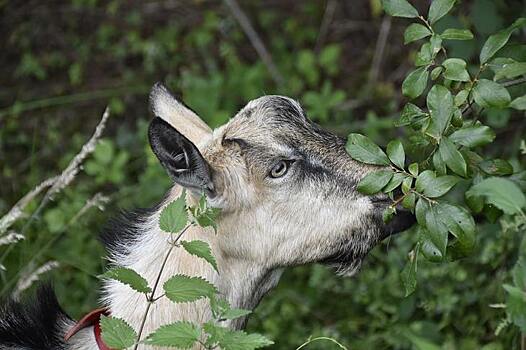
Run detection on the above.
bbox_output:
[1,0,526,349]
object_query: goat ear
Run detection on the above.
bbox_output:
[149,82,212,146]
[149,117,214,193]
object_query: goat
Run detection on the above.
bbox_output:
[0,83,415,349]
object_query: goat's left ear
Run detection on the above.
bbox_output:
[149,117,214,193]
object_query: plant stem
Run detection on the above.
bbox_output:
[133,224,191,349]
[295,337,348,350]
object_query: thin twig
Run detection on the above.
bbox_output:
[367,16,392,89]
[314,0,337,53]
[223,0,284,87]
[503,76,526,87]
[133,224,191,349]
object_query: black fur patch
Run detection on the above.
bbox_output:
[99,204,161,256]
[0,284,70,349]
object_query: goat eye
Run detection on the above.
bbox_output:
[269,160,291,178]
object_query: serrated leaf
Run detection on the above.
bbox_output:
[159,193,188,233]
[396,103,427,127]
[100,316,137,349]
[102,267,151,294]
[144,321,200,348]
[440,28,473,40]
[439,137,467,177]
[346,133,390,165]
[415,170,459,198]
[357,170,394,195]
[442,58,470,82]
[164,275,217,303]
[382,0,419,18]
[473,79,511,109]
[218,330,274,350]
[428,0,456,24]
[510,95,526,110]
[181,240,218,271]
[449,125,495,147]
[426,85,454,139]
[402,66,429,99]
[221,308,252,320]
[480,17,526,64]
[404,23,432,44]
[466,177,526,214]
[191,195,221,232]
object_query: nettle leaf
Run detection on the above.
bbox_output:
[402,66,429,99]
[440,28,473,40]
[357,170,394,195]
[181,240,218,271]
[100,315,137,349]
[346,133,390,165]
[381,0,419,18]
[217,330,273,350]
[428,0,456,24]
[221,308,252,320]
[415,170,459,198]
[479,159,514,176]
[400,243,420,297]
[387,140,405,169]
[426,85,454,139]
[480,17,526,64]
[510,95,526,110]
[144,321,200,348]
[466,177,526,214]
[102,267,151,294]
[494,62,526,80]
[449,125,496,148]
[396,103,427,127]
[159,192,188,233]
[439,137,467,177]
[473,79,511,109]
[442,58,470,82]
[404,23,432,44]
[163,275,217,303]
[191,195,221,232]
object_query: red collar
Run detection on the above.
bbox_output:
[64,308,112,350]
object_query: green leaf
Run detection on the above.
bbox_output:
[429,34,443,55]
[466,177,526,214]
[384,172,407,193]
[479,159,514,176]
[408,162,419,177]
[494,62,526,80]
[415,198,429,226]
[357,170,394,195]
[163,275,217,303]
[346,133,390,165]
[221,308,253,320]
[402,67,429,99]
[503,284,526,332]
[472,79,511,109]
[433,151,447,175]
[401,176,413,194]
[404,23,432,44]
[387,140,405,169]
[216,330,274,350]
[428,0,456,24]
[401,243,420,297]
[424,205,448,260]
[190,195,221,232]
[480,18,526,64]
[440,28,474,40]
[426,85,454,139]
[430,66,443,80]
[100,316,137,349]
[454,89,469,107]
[442,58,470,82]
[159,193,188,233]
[402,192,416,209]
[102,267,151,294]
[439,137,467,177]
[382,0,419,18]
[449,125,495,147]
[415,43,433,67]
[439,203,476,257]
[396,103,427,127]
[181,240,218,271]
[510,95,526,110]
[144,321,200,348]
[415,170,459,198]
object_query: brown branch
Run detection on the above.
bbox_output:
[314,0,337,53]
[223,0,284,87]
[368,16,392,89]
